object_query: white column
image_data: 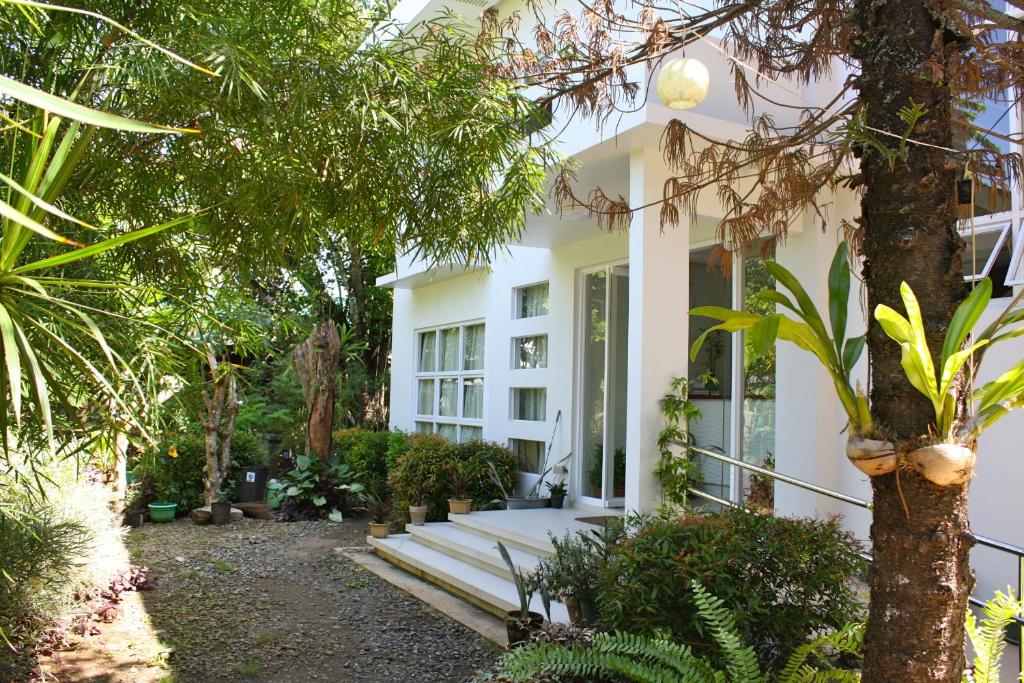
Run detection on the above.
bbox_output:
[624,148,691,512]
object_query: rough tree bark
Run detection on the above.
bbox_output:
[854,1,974,680]
[294,321,341,460]
[201,349,240,505]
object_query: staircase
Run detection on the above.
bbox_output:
[368,508,611,623]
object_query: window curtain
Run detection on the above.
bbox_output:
[418,331,436,372]
[437,423,458,442]
[463,378,484,419]
[519,283,549,318]
[516,335,548,369]
[460,426,482,443]
[463,324,485,370]
[439,378,458,416]
[514,388,546,421]
[439,327,460,371]
[417,380,434,415]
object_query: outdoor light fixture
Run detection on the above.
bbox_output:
[656,57,710,111]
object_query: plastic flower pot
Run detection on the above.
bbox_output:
[505,497,550,510]
[549,494,565,509]
[211,500,232,526]
[505,610,544,647]
[448,498,472,515]
[147,502,177,523]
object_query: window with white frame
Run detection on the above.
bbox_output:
[960,220,1014,297]
[415,322,485,442]
[510,439,545,474]
[511,387,546,421]
[514,282,549,319]
[512,334,548,369]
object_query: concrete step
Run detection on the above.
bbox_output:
[447,512,556,557]
[368,533,570,623]
[405,522,543,581]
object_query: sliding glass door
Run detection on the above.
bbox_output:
[577,264,629,507]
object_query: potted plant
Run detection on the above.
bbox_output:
[539,532,600,625]
[448,464,474,514]
[496,542,548,645]
[366,494,393,539]
[545,481,566,509]
[210,498,232,525]
[409,476,432,526]
[147,500,177,523]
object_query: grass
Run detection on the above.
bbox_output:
[232,656,262,679]
[343,577,370,589]
[252,631,277,646]
[211,559,234,573]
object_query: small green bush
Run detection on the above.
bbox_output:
[596,509,865,667]
[270,454,365,521]
[133,429,265,513]
[387,436,516,522]
[334,428,404,498]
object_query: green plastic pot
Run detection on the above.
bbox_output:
[147,501,177,523]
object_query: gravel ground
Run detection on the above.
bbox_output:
[114,517,501,682]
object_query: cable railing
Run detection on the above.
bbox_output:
[679,442,1024,671]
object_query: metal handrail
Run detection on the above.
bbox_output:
[676,442,1024,665]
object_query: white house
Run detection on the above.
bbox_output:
[370,0,1024,658]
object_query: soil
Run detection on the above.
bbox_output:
[39,517,501,682]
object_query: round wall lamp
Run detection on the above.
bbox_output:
[656,57,710,111]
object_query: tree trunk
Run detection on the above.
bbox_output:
[294,321,341,460]
[202,349,240,505]
[855,1,974,680]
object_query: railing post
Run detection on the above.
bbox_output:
[1019,555,1023,675]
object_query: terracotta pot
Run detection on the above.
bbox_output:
[907,443,976,486]
[846,436,898,476]
[409,505,428,526]
[448,498,472,514]
[505,610,544,647]
[368,522,390,539]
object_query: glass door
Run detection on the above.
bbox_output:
[577,264,629,507]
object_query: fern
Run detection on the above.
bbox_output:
[690,580,764,682]
[964,591,1024,683]
[777,622,864,683]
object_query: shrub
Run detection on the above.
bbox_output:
[270,454,366,521]
[387,436,516,522]
[596,509,865,667]
[133,429,265,513]
[334,428,404,498]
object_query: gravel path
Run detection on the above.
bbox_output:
[108,517,500,682]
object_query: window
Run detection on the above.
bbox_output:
[515,282,549,319]
[510,439,545,473]
[512,388,546,421]
[960,220,1014,297]
[415,322,485,441]
[513,335,548,369]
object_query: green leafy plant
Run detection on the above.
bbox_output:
[496,541,549,622]
[655,377,703,509]
[334,428,404,499]
[874,279,1024,442]
[596,509,865,668]
[364,493,393,525]
[448,462,474,500]
[538,531,598,605]
[691,242,872,436]
[390,435,515,521]
[270,454,365,522]
[963,590,1024,683]
[545,481,566,497]
[483,581,863,683]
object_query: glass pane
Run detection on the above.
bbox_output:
[688,246,733,508]
[437,423,458,442]
[511,439,544,474]
[741,251,777,511]
[962,225,1013,296]
[463,324,485,371]
[514,335,548,369]
[581,271,607,497]
[463,378,484,419]
[417,379,435,416]
[512,388,546,421]
[415,421,434,434]
[460,426,482,443]
[439,378,458,417]
[439,327,460,371]
[517,283,549,318]
[418,331,436,372]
